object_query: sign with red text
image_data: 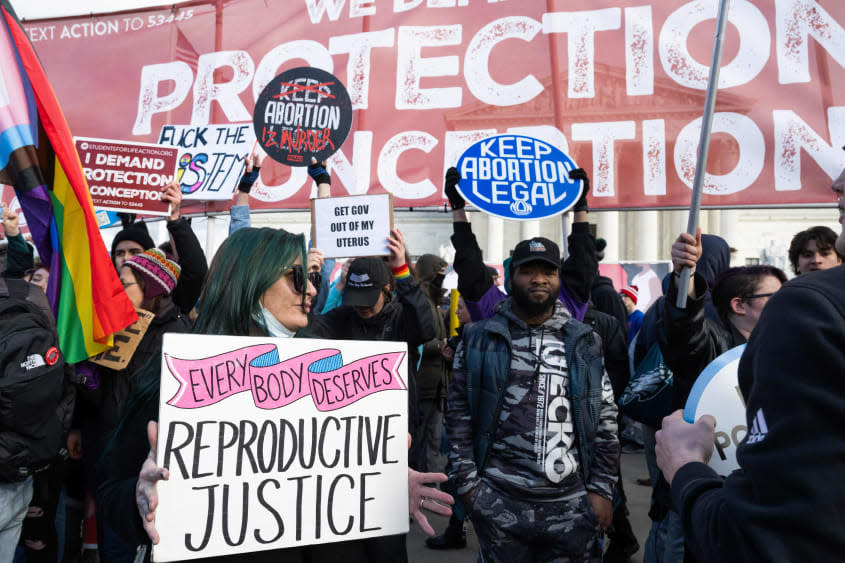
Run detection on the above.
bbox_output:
[26,1,845,211]
[311,194,393,258]
[254,67,352,166]
[75,137,177,216]
[153,334,409,561]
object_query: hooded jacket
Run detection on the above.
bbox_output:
[446,299,618,501]
[415,254,449,401]
[672,265,845,562]
[634,234,731,368]
[591,275,628,336]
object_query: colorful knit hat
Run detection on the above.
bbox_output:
[620,285,639,305]
[124,248,181,300]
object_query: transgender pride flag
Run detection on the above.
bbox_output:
[0,1,136,362]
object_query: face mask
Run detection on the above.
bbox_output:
[254,305,296,338]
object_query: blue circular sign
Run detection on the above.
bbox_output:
[455,134,583,221]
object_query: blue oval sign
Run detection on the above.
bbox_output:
[455,134,583,221]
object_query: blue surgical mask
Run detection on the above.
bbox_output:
[254,305,296,338]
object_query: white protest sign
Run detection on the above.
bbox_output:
[684,345,747,476]
[311,194,393,259]
[158,124,256,201]
[154,334,409,562]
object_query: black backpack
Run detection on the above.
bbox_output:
[0,277,74,482]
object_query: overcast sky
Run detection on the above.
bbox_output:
[12,1,194,20]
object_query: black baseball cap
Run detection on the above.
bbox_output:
[342,257,390,308]
[510,237,561,270]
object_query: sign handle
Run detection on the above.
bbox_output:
[677,0,731,309]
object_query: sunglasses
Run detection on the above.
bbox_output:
[288,264,322,295]
[745,292,775,300]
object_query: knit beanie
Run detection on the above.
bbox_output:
[124,248,181,300]
[111,221,155,258]
[620,285,639,305]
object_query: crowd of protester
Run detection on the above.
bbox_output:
[0,155,843,563]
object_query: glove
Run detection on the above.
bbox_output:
[444,167,464,210]
[308,160,331,185]
[238,165,261,194]
[569,168,589,213]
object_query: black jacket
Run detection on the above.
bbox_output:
[308,275,436,468]
[661,273,746,411]
[672,265,845,562]
[583,305,630,402]
[634,235,730,368]
[167,217,208,315]
[80,301,192,481]
[591,275,628,339]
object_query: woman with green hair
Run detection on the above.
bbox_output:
[97,226,452,563]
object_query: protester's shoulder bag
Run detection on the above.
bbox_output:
[618,340,673,428]
[0,278,69,481]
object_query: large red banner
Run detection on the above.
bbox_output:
[22,0,845,211]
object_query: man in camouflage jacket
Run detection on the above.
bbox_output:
[445,237,619,563]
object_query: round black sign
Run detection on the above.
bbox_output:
[253,67,353,167]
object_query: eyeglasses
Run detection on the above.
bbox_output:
[287,264,322,295]
[745,292,775,300]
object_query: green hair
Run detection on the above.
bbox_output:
[193,227,306,336]
[101,228,305,462]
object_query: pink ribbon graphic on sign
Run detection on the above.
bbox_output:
[165,345,405,412]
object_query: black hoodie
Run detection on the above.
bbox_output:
[672,264,845,562]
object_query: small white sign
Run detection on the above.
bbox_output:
[153,334,409,561]
[684,345,747,476]
[311,194,393,259]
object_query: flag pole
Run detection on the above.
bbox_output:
[676,0,731,308]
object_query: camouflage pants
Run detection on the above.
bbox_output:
[469,481,600,563]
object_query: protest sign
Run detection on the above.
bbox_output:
[456,134,583,221]
[157,123,256,201]
[684,344,747,476]
[253,67,352,167]
[311,194,393,259]
[26,2,845,210]
[75,137,177,216]
[88,309,155,370]
[153,334,409,561]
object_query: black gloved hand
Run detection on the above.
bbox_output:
[238,165,261,194]
[308,160,331,185]
[444,166,464,210]
[569,168,589,213]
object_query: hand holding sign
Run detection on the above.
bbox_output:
[568,168,590,214]
[655,410,717,485]
[671,229,703,275]
[443,167,464,211]
[136,420,169,545]
[161,181,182,221]
[386,228,406,269]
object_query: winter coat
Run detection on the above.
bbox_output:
[446,299,618,498]
[672,265,845,562]
[590,275,628,337]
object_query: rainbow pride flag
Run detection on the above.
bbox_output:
[0,3,136,363]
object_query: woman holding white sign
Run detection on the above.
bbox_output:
[98,226,452,562]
